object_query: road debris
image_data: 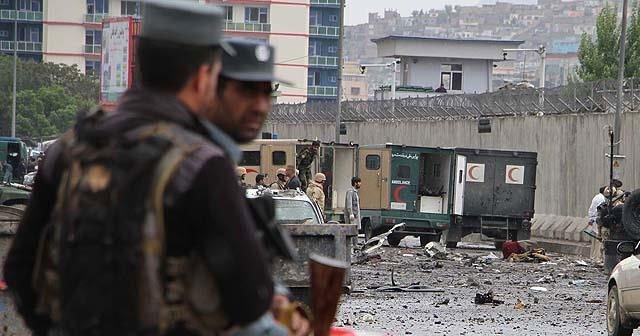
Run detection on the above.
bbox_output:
[574,260,589,267]
[507,248,550,263]
[435,298,450,306]
[352,253,382,265]
[585,299,603,304]
[501,240,525,259]
[424,242,447,259]
[529,286,549,292]
[474,290,504,305]
[514,299,528,310]
[570,280,589,286]
[402,254,414,257]
[536,275,555,283]
[362,223,406,254]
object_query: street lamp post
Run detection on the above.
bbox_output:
[11,9,17,137]
[615,0,629,155]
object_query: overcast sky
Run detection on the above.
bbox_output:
[344,0,482,25]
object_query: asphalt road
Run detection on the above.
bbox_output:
[0,236,634,336]
[336,237,618,335]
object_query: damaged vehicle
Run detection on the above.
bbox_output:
[246,188,324,224]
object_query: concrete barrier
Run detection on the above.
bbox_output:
[531,214,590,243]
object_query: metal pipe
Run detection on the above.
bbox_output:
[11,10,17,138]
[334,0,345,143]
[539,46,546,108]
[615,0,629,155]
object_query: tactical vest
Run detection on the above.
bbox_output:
[32,108,228,335]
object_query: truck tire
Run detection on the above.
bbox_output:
[622,190,640,240]
[446,241,458,249]
[419,235,441,247]
[363,220,374,242]
[387,233,403,247]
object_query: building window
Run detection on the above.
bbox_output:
[85,30,102,45]
[309,10,320,26]
[308,41,318,56]
[245,7,268,24]
[366,155,380,170]
[121,0,141,17]
[397,165,411,179]
[440,64,463,91]
[29,27,39,42]
[272,151,286,165]
[308,71,320,86]
[350,87,360,96]
[87,0,107,14]
[223,6,232,22]
[329,14,338,22]
[240,151,261,166]
[86,60,101,76]
[31,0,40,11]
[0,0,9,5]
[329,76,337,83]
[328,46,337,54]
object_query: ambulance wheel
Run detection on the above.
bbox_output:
[387,233,403,247]
[446,241,458,249]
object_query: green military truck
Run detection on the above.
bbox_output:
[358,144,537,248]
[358,144,466,246]
[0,136,29,183]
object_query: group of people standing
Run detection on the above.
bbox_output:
[588,179,625,263]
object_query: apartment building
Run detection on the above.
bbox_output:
[0,0,44,63]
[207,0,310,102]
[307,0,340,100]
[1,0,310,103]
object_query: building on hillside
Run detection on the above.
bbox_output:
[4,0,308,103]
[0,0,44,63]
[372,35,523,94]
[341,61,367,100]
[545,52,579,87]
[307,0,341,101]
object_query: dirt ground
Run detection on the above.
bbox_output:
[336,237,618,335]
[0,236,632,336]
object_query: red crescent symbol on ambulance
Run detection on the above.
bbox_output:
[468,165,479,181]
[507,167,520,183]
[246,168,259,174]
[393,185,406,202]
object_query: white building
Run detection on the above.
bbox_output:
[371,35,524,94]
[37,0,309,103]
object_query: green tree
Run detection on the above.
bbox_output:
[0,55,98,138]
[577,4,620,81]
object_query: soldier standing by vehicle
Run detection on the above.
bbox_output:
[296,140,320,191]
[306,173,326,215]
[345,176,362,230]
[4,2,275,335]
[269,168,287,190]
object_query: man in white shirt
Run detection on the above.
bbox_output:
[589,186,607,263]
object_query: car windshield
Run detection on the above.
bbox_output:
[274,199,320,224]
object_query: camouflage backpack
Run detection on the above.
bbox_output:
[32,108,228,335]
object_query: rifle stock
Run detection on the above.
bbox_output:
[309,254,347,336]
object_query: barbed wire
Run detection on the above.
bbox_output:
[269,78,640,123]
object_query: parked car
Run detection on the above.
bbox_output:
[246,188,324,225]
[607,240,640,336]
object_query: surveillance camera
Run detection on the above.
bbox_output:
[360,66,366,74]
[395,60,401,64]
[503,52,508,61]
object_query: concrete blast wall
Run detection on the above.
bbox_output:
[264,112,640,218]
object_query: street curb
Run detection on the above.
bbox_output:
[533,238,591,258]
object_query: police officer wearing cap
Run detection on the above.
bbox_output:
[4,1,274,335]
[205,38,288,144]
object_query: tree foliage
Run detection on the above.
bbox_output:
[0,55,99,138]
[578,4,640,81]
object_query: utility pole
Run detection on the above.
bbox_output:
[11,9,18,138]
[334,0,345,143]
[615,0,629,155]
